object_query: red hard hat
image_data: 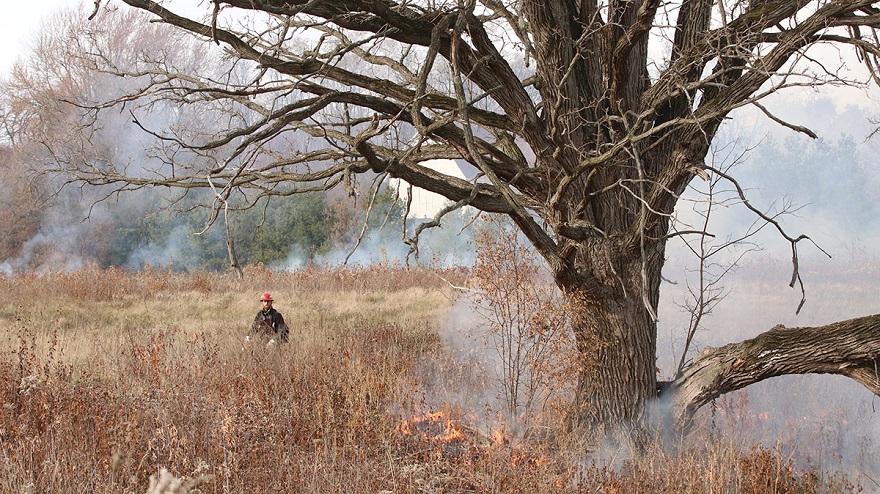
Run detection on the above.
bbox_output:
[260,292,273,301]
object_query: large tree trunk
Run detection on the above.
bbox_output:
[568,291,657,429]
[556,237,665,436]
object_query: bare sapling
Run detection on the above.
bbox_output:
[471,219,577,437]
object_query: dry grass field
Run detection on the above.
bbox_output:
[0,262,868,493]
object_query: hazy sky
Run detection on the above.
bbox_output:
[0,1,209,74]
[0,1,71,73]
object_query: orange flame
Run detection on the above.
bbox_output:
[510,451,543,468]
[397,411,466,443]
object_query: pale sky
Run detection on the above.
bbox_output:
[0,1,72,74]
[0,1,211,75]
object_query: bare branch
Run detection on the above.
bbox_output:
[704,165,832,313]
[751,101,818,139]
[669,314,880,427]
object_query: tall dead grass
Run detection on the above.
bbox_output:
[0,264,862,493]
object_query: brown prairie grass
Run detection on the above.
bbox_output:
[0,263,862,493]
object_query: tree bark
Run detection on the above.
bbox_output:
[556,236,665,437]
[668,314,880,427]
[567,291,658,430]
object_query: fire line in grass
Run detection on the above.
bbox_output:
[396,410,467,444]
[395,409,473,460]
[394,409,546,469]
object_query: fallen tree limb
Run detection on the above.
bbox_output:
[665,313,880,426]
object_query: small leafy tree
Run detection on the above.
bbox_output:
[472,219,577,431]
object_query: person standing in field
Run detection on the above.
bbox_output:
[251,292,289,343]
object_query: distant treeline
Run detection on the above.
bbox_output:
[0,148,406,272]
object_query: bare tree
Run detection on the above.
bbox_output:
[1,6,262,272]
[53,0,880,439]
[0,145,45,262]
[471,220,575,430]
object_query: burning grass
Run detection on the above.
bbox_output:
[0,265,866,492]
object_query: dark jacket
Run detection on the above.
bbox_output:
[252,308,289,342]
